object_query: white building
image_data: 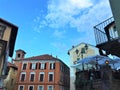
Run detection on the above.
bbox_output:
[68,42,100,90]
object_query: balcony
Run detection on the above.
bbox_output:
[94,17,120,57]
[94,17,114,45]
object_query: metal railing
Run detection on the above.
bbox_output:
[94,17,114,45]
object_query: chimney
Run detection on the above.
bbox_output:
[15,49,26,60]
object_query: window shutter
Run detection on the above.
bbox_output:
[30,63,32,69]
[36,63,38,69]
[50,63,52,69]
[44,63,46,69]
[53,63,55,69]
[39,63,41,69]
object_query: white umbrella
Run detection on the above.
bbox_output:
[71,55,118,70]
[111,58,120,69]
[77,55,112,64]
[71,61,93,70]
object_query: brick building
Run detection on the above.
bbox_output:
[14,49,70,90]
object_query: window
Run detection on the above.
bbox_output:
[50,63,55,70]
[30,72,35,82]
[41,63,44,69]
[21,74,25,81]
[19,85,24,90]
[20,72,26,82]
[30,74,34,82]
[38,85,44,90]
[48,72,54,82]
[17,53,21,58]
[22,63,27,70]
[30,63,36,70]
[40,63,46,69]
[32,63,36,69]
[109,25,118,39]
[47,85,53,90]
[49,74,53,82]
[39,72,44,82]
[39,63,41,69]
[28,86,34,90]
[0,24,6,39]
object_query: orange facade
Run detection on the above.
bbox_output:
[14,49,70,90]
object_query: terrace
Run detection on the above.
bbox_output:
[72,55,120,90]
[94,17,120,57]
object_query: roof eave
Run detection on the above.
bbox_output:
[0,18,18,57]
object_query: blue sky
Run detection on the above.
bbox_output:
[0,0,112,66]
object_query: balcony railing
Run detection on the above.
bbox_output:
[94,17,114,45]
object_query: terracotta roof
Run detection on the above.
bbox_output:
[21,54,59,60]
[14,54,70,68]
[16,49,26,54]
[7,62,18,69]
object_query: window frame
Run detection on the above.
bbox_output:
[39,72,44,82]
[17,53,21,58]
[30,72,35,82]
[28,85,34,90]
[22,63,27,70]
[20,72,26,82]
[30,63,37,70]
[32,63,36,70]
[38,85,44,90]
[48,72,54,82]
[41,63,46,69]
[18,85,24,90]
[49,63,55,70]
[47,85,53,90]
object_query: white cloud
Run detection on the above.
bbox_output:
[67,0,112,45]
[69,0,93,9]
[47,0,93,14]
[50,42,67,52]
[52,29,66,38]
[33,0,112,45]
[45,0,93,29]
[33,0,112,30]
[33,0,94,30]
[70,32,96,46]
[70,0,112,31]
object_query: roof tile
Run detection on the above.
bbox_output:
[21,54,59,60]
